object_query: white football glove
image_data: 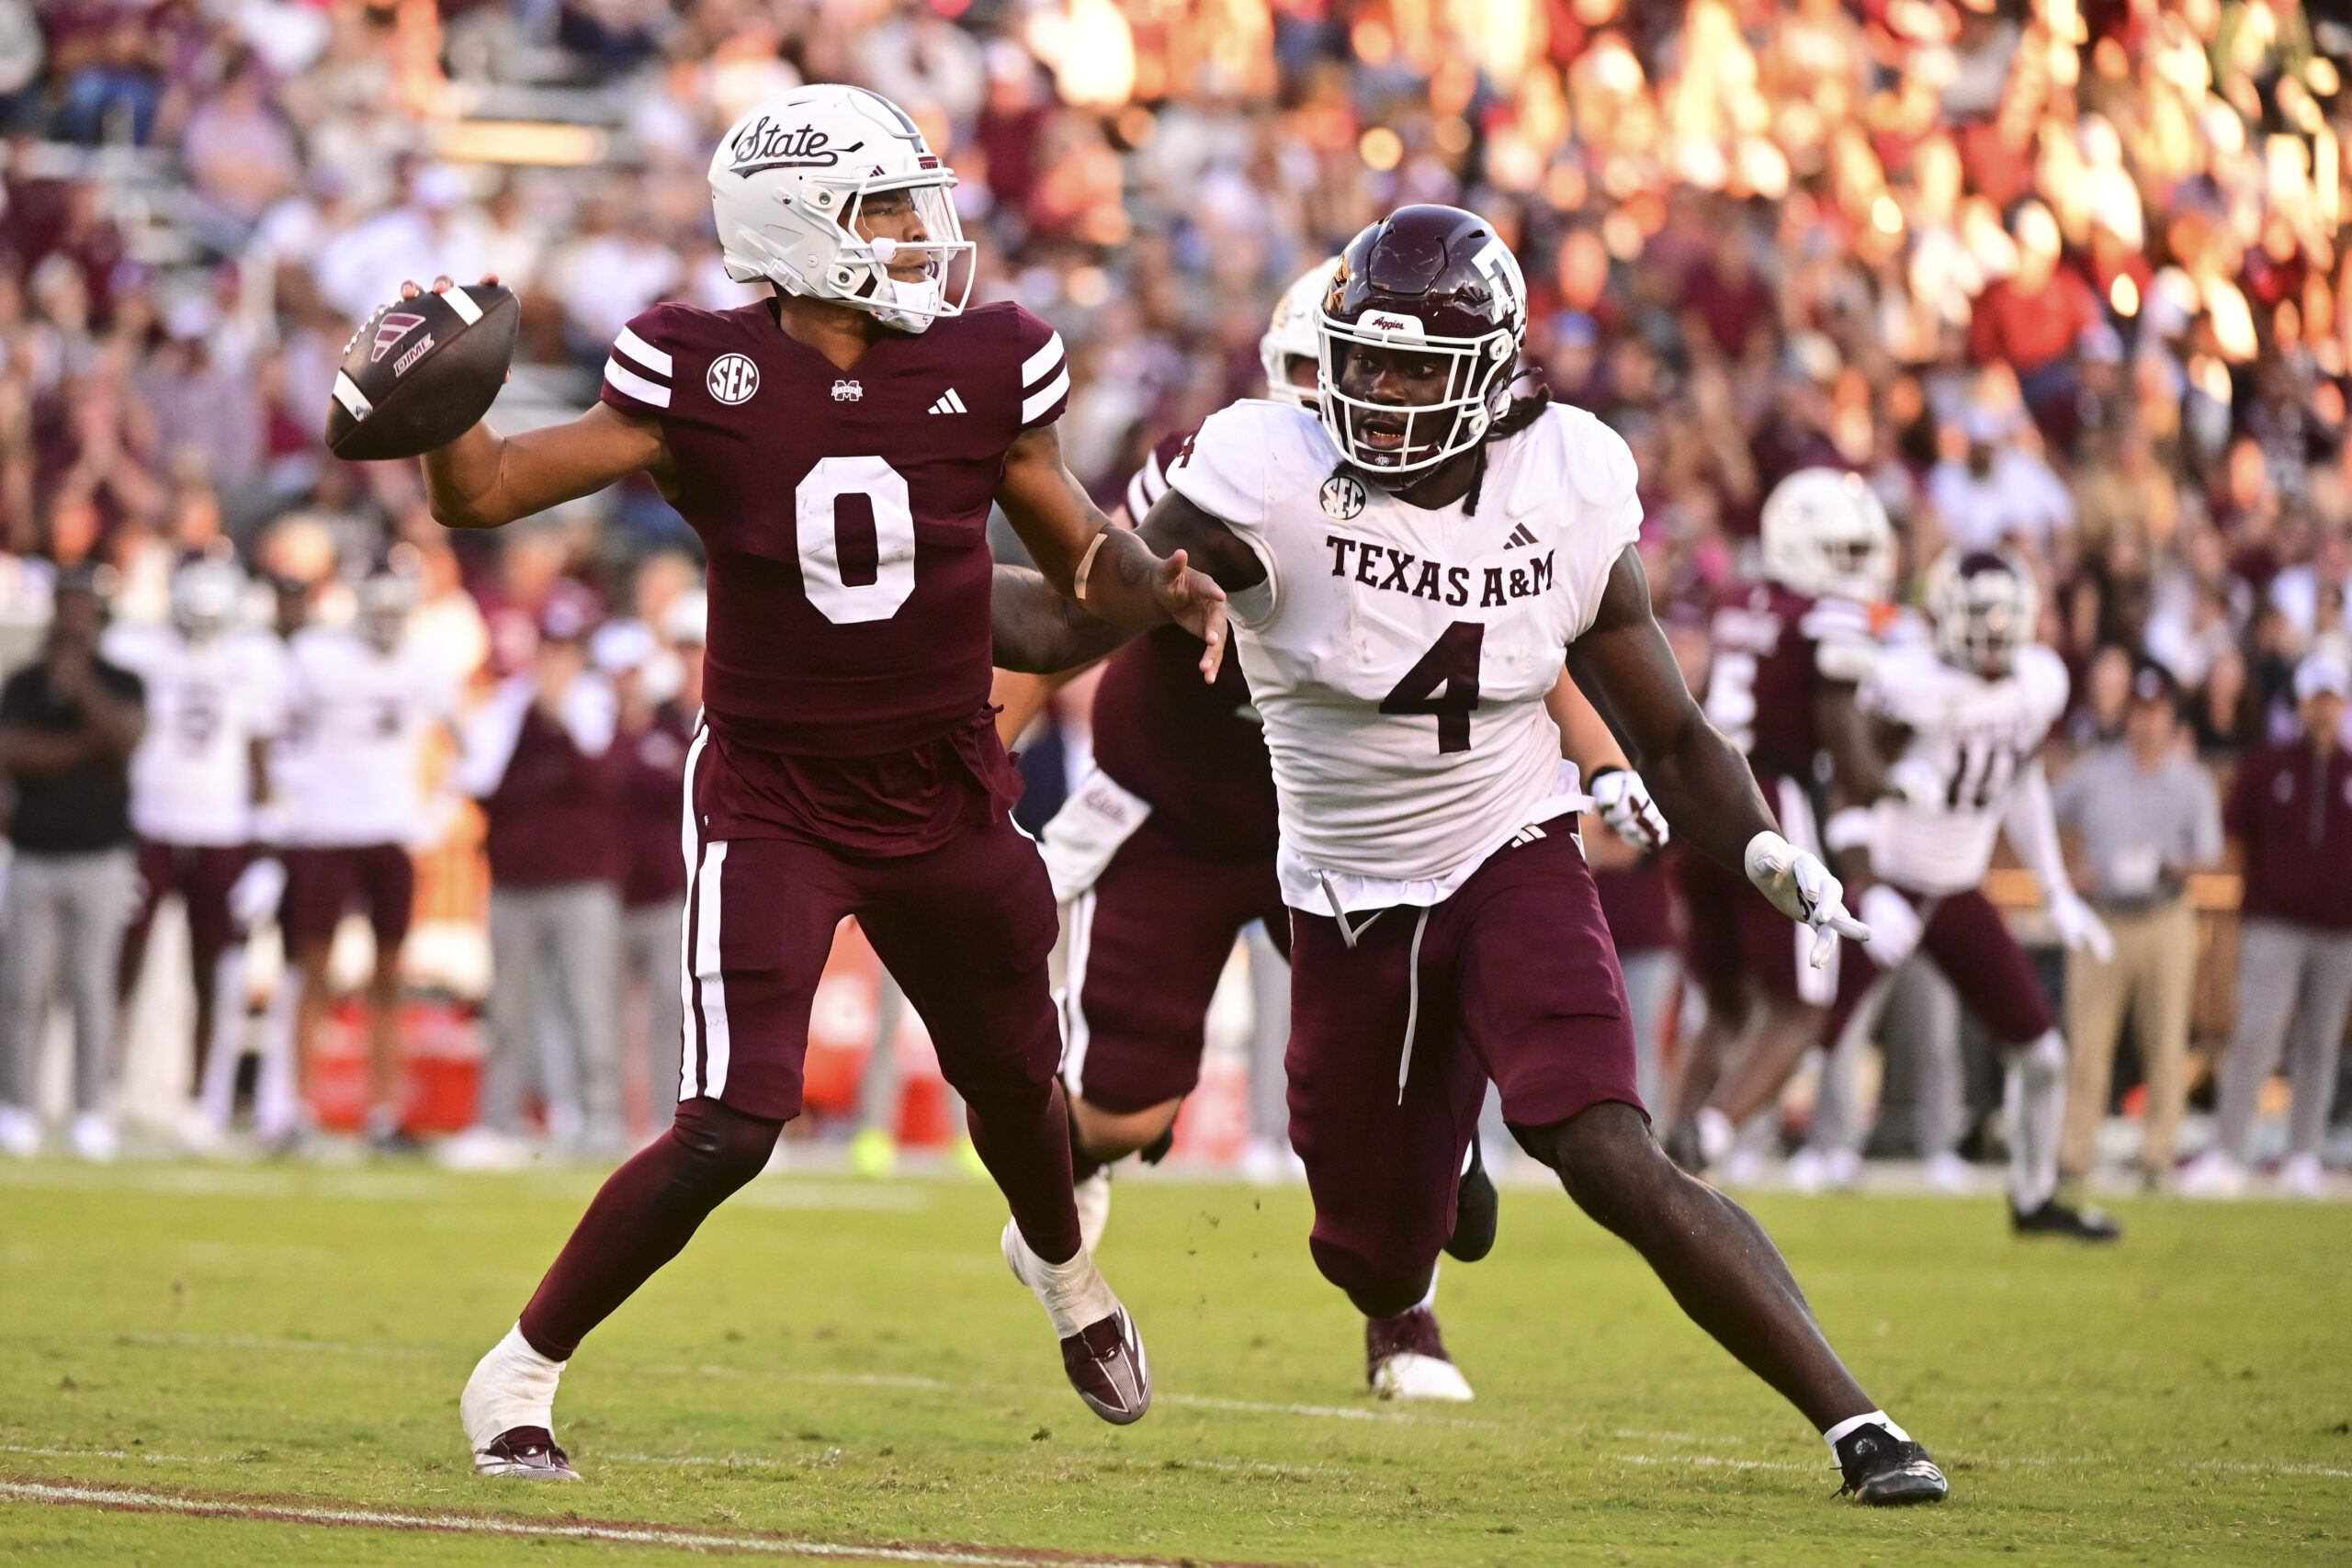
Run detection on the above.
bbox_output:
[1589,766,1669,854]
[1857,883,1924,968]
[1886,756,1946,807]
[2046,887,2115,963]
[1744,829,1871,968]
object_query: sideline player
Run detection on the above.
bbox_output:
[1010,205,1947,1504]
[409,85,1225,1478]
[277,558,460,1153]
[1814,551,2120,1239]
[1661,469,1894,1175]
[996,264,1670,1402]
[105,556,287,1107]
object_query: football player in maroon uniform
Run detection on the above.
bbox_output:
[409,85,1226,1479]
[1661,468,1896,1176]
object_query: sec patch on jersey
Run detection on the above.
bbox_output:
[323,284,520,460]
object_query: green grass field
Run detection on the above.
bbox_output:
[0,1159,2346,1567]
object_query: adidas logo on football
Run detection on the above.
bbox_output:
[1503,524,1539,549]
[929,388,968,415]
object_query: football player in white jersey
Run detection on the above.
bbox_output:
[1822,550,2120,1240]
[1012,206,1944,1505]
[105,557,288,1100]
[277,561,463,1152]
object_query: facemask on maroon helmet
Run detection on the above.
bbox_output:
[1317,206,1528,478]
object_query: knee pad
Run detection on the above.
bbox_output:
[669,1098,781,1194]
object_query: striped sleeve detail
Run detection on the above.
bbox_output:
[601,321,673,412]
[1018,327,1069,429]
[1123,447,1170,520]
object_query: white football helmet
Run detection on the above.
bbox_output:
[170,558,245,640]
[356,563,420,649]
[709,85,972,334]
[1758,468,1895,604]
[1259,257,1339,408]
[1924,549,2041,678]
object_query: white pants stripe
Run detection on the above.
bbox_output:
[677,724,711,1104]
[688,840,732,1100]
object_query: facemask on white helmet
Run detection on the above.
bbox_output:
[1260,257,1340,408]
[709,85,974,335]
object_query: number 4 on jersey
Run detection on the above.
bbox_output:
[1381,621,1484,753]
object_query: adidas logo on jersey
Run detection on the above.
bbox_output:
[929,389,967,415]
[1503,524,1539,549]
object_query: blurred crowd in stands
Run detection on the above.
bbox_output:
[0,0,2342,1178]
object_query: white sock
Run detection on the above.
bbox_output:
[1822,1409,1909,1465]
[2005,1029,2066,1213]
[1010,1224,1118,1337]
[460,1324,567,1450]
[1415,1262,1439,1314]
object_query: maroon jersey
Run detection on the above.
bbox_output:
[601,298,1070,852]
[615,703,694,908]
[1088,429,1279,859]
[1698,581,1878,784]
[483,705,623,887]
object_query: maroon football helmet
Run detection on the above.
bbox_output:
[1317,204,1529,475]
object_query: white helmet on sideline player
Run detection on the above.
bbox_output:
[1924,549,2040,678]
[170,557,244,640]
[1758,468,1895,604]
[356,557,421,650]
[709,85,973,334]
[1260,257,1340,407]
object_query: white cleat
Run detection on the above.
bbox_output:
[1238,1135,1306,1186]
[2176,1149,2248,1199]
[1002,1218,1150,1424]
[1365,1306,1474,1401]
[1716,1146,1767,1188]
[1694,1107,1736,1168]
[461,1325,576,1479]
[1784,1147,1833,1193]
[2277,1153,2325,1198]
[69,1112,119,1164]
[0,1106,41,1159]
[1073,1170,1112,1257]
[1923,1152,1974,1193]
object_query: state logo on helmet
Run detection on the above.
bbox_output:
[1317,205,1527,476]
[709,84,973,334]
[1759,468,1896,604]
[1925,549,2040,678]
[1259,256,1340,409]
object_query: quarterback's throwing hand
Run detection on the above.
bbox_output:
[1744,829,1871,968]
[1151,547,1229,682]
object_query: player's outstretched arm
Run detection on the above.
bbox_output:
[995,424,1229,677]
[402,277,670,531]
[989,564,1133,675]
[1566,547,1866,959]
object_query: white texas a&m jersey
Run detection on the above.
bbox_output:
[277,628,461,848]
[1168,398,1642,912]
[102,623,288,847]
[1860,640,2069,896]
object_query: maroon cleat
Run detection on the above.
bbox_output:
[474,1426,581,1480]
[1365,1305,1476,1401]
[1062,1309,1152,1425]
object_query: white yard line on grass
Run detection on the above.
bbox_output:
[0,1479,1283,1567]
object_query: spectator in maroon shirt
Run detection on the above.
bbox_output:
[1968,202,2098,440]
[1679,221,1775,363]
[446,585,626,1167]
[2183,652,2352,1196]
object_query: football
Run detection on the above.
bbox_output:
[322,283,520,461]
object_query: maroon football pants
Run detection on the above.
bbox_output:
[1286,826,1643,1299]
[1063,818,1289,1115]
[1825,885,2056,1047]
[516,815,1080,1362]
[119,841,250,1077]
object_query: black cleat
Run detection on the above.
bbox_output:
[1444,1134,1498,1263]
[2011,1198,2122,1242]
[474,1426,580,1480]
[1834,1422,1949,1506]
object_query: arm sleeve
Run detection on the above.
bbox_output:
[1165,403,1279,626]
[600,307,678,416]
[1010,306,1069,432]
[2002,758,2075,900]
